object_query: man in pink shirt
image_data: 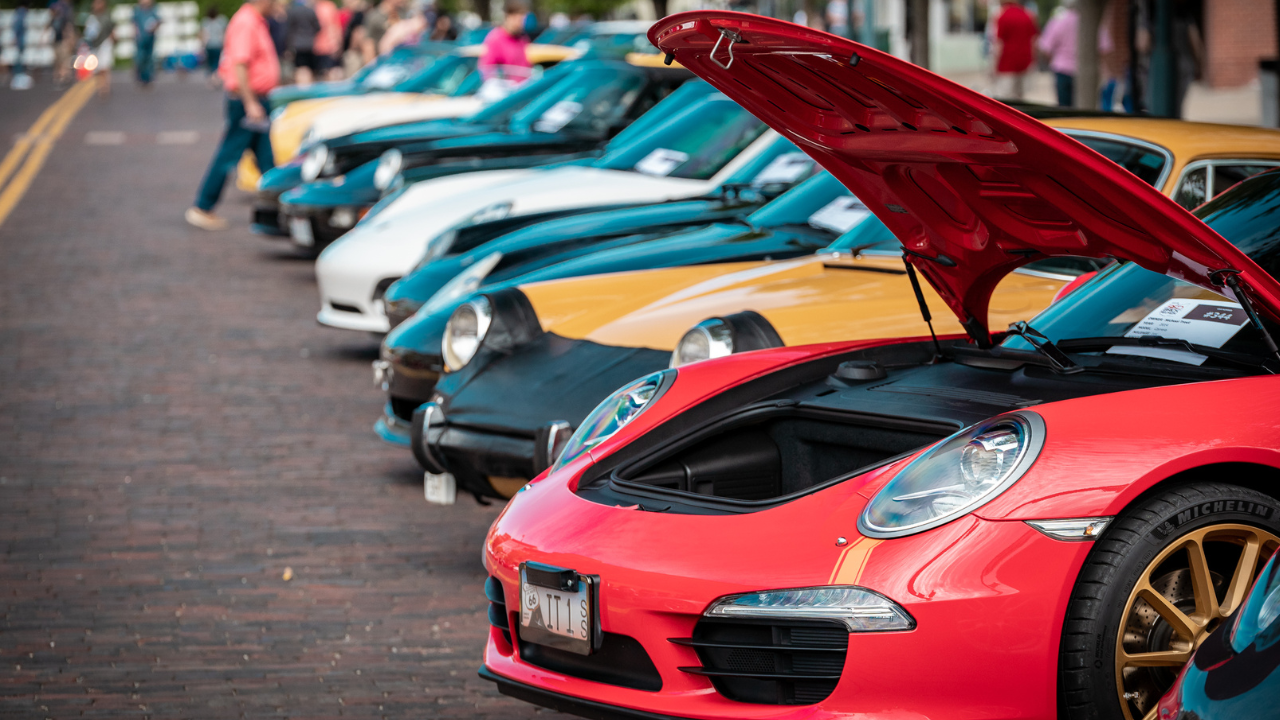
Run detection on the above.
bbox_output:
[1038,0,1079,107]
[187,0,281,230]
[479,1,531,84]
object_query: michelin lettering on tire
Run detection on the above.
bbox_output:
[1153,499,1276,539]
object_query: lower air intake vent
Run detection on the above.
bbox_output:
[672,618,848,705]
[519,632,662,691]
[484,576,511,646]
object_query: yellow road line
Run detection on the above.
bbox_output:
[0,81,84,190]
[0,78,97,229]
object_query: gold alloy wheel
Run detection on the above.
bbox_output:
[1114,523,1280,720]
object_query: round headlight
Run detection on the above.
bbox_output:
[858,413,1044,538]
[671,318,734,368]
[373,148,403,191]
[551,371,668,472]
[442,296,493,372]
[300,143,330,182]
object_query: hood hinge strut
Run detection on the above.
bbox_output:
[902,255,944,361]
[1213,268,1280,368]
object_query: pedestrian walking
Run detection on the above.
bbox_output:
[339,0,366,76]
[186,0,281,231]
[1039,0,1079,107]
[267,0,289,59]
[286,0,321,85]
[359,0,403,64]
[10,2,31,89]
[992,0,1037,101]
[83,0,116,96]
[132,0,161,86]
[479,1,531,84]
[49,0,76,86]
[312,0,343,79]
[429,13,456,41]
[202,7,228,87]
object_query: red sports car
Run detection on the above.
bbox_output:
[479,13,1280,720]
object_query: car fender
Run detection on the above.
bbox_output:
[975,376,1280,521]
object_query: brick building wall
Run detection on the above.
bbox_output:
[1204,0,1277,88]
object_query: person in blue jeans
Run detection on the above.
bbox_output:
[187,0,280,230]
[133,0,161,86]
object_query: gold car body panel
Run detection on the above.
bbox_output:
[521,254,1068,351]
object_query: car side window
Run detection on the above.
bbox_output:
[1173,166,1208,209]
[1212,164,1280,196]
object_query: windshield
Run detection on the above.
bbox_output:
[718,137,818,188]
[394,54,480,95]
[1061,130,1170,188]
[358,51,439,90]
[1001,170,1280,366]
[593,95,767,180]
[465,61,576,126]
[511,67,646,134]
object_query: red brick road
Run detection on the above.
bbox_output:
[0,76,556,719]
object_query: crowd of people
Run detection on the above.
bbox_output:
[186,0,531,229]
[989,0,1203,114]
[4,0,466,92]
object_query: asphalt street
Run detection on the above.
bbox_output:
[0,75,557,719]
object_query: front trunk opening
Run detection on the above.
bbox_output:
[613,406,949,503]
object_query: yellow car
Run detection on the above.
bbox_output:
[236,44,579,190]
[403,117,1280,495]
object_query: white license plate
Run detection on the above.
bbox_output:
[424,472,456,505]
[289,217,314,247]
[520,563,596,655]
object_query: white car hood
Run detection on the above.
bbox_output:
[328,166,709,263]
[310,94,485,142]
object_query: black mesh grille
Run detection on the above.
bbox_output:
[673,619,848,705]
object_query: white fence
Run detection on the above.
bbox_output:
[0,2,201,68]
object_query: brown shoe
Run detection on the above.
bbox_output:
[185,207,228,231]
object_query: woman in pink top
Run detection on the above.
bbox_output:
[480,1,531,84]
[313,0,343,79]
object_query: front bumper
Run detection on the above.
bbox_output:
[483,474,1094,719]
[316,304,391,333]
[251,205,287,236]
[480,667,689,720]
[280,205,365,251]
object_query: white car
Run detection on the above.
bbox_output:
[315,91,783,333]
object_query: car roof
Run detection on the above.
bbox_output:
[1044,116,1280,164]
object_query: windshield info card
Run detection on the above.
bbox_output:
[1109,298,1248,365]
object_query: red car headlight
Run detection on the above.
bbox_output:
[858,412,1045,539]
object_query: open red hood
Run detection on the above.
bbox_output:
[650,12,1280,341]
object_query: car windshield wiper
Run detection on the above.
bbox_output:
[1004,321,1080,373]
[1056,336,1275,373]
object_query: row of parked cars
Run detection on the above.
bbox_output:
[251,11,1280,720]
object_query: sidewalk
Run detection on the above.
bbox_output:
[942,69,1265,127]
